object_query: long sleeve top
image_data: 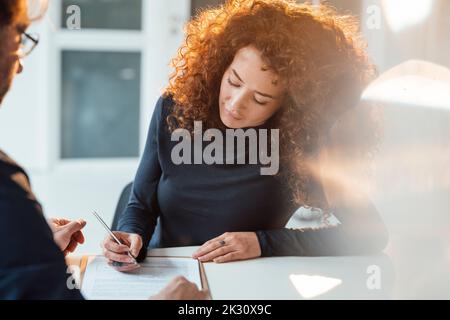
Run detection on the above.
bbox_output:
[118,95,388,258]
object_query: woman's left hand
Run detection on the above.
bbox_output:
[192,232,261,263]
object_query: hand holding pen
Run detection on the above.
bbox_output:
[94,211,143,272]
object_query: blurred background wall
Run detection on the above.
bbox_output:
[0,0,448,298]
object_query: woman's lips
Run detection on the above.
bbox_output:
[224,107,242,121]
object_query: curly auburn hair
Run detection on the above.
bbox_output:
[0,0,25,26]
[0,0,47,27]
[165,0,381,210]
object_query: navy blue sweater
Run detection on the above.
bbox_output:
[0,151,82,299]
[118,95,388,258]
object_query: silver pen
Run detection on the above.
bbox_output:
[92,211,137,264]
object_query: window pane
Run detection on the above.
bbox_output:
[323,0,362,19]
[61,0,142,30]
[61,51,141,159]
[191,0,224,17]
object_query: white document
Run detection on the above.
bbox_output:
[81,256,202,300]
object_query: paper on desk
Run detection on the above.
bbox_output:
[81,256,202,300]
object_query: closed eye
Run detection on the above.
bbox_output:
[227,78,268,105]
[227,77,240,88]
[254,98,268,105]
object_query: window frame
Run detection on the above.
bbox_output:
[46,0,190,170]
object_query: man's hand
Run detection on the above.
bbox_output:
[102,231,143,272]
[150,276,209,300]
[49,218,86,256]
[192,232,261,263]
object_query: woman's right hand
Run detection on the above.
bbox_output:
[102,231,143,272]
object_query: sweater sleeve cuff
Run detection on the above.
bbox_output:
[117,224,145,239]
[256,230,273,257]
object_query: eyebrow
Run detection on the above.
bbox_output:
[231,69,276,100]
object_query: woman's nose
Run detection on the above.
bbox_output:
[228,92,246,113]
[226,102,244,117]
[16,60,23,74]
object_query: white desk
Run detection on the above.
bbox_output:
[69,247,394,299]
[146,246,395,300]
[68,246,394,300]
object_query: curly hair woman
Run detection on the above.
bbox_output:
[103,0,388,269]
